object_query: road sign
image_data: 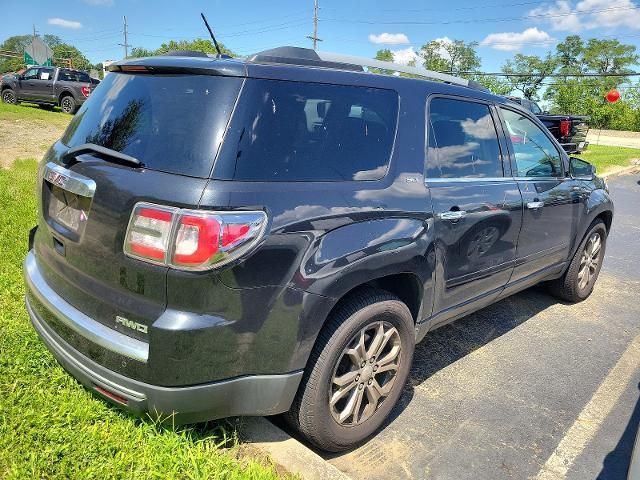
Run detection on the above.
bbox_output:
[24,37,53,66]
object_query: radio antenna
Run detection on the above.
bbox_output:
[200,13,222,56]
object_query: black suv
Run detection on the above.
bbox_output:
[24,47,613,452]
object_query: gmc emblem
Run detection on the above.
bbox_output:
[46,171,69,189]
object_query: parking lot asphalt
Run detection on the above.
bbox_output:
[322,173,640,480]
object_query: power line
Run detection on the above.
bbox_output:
[323,4,640,25]
[462,71,640,77]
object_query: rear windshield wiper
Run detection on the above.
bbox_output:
[63,143,143,168]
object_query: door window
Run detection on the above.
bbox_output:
[23,68,39,80]
[39,68,54,80]
[501,108,563,177]
[427,97,503,179]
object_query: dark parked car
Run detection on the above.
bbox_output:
[1,66,95,113]
[24,47,613,452]
[506,96,590,154]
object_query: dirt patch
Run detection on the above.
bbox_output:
[0,117,68,168]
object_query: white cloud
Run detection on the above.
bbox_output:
[83,0,114,5]
[368,32,410,45]
[391,46,419,65]
[528,0,640,31]
[480,27,555,51]
[47,18,83,29]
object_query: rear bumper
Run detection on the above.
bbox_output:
[560,141,589,154]
[24,251,303,424]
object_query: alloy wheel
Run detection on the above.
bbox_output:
[2,90,15,104]
[329,321,402,426]
[61,98,73,113]
[578,232,602,290]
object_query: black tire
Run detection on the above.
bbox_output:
[59,95,77,114]
[549,220,607,302]
[2,88,17,105]
[287,289,415,452]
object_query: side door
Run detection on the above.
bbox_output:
[31,67,56,101]
[426,96,523,325]
[498,106,581,284]
[17,67,40,100]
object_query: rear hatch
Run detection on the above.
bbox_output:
[33,67,243,374]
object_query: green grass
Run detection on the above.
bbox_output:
[0,160,285,479]
[0,101,71,127]
[578,144,640,174]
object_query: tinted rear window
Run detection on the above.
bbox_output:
[215,79,398,181]
[61,73,242,177]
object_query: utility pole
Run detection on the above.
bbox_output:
[119,16,131,58]
[306,0,322,50]
[31,24,39,64]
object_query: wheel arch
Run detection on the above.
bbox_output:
[58,89,75,105]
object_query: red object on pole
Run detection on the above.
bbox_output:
[606,89,621,103]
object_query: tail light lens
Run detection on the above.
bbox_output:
[81,86,91,97]
[560,119,571,137]
[124,202,267,270]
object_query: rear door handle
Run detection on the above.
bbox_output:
[527,201,544,209]
[439,210,467,220]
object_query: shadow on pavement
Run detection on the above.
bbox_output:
[380,284,561,428]
[598,382,640,480]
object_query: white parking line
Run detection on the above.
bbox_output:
[535,334,640,480]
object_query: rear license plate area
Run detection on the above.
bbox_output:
[44,183,92,240]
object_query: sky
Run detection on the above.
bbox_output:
[3,0,640,73]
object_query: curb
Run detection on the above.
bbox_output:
[600,164,640,179]
[241,417,351,480]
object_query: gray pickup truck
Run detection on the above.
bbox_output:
[1,66,97,114]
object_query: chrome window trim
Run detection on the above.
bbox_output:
[425,177,516,183]
[24,251,149,363]
[44,162,96,198]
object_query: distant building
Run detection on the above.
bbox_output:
[102,60,116,76]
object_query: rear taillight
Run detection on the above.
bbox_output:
[560,119,570,137]
[124,202,267,270]
[81,86,90,97]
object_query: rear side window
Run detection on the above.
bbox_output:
[427,97,503,179]
[217,79,398,181]
[59,70,90,82]
[61,73,243,177]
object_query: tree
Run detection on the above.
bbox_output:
[502,53,557,100]
[130,39,235,58]
[52,43,90,70]
[420,39,480,76]
[472,75,512,96]
[0,35,31,73]
[129,47,155,58]
[545,37,640,130]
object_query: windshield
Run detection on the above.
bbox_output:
[61,72,243,177]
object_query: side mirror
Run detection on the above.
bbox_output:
[570,156,596,179]
[543,110,549,115]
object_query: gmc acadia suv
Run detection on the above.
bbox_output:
[24,47,613,452]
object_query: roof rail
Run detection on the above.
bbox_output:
[316,51,471,88]
[248,47,486,90]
